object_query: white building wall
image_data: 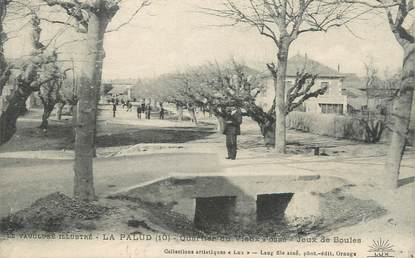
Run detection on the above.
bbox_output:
[258,76,348,114]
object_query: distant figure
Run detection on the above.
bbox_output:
[159,107,165,120]
[188,104,197,124]
[126,101,132,112]
[145,105,152,119]
[136,105,142,119]
[112,103,117,118]
[223,107,242,160]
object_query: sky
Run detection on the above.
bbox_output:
[4,0,410,80]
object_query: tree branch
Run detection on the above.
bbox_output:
[105,0,151,33]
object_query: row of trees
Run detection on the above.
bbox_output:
[0,0,151,201]
[205,0,414,189]
[0,2,67,143]
[0,0,412,203]
[134,60,327,146]
[137,0,413,189]
[0,0,81,139]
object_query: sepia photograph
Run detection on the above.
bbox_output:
[0,0,414,257]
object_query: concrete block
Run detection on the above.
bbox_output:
[285,192,321,219]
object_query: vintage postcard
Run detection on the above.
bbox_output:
[0,0,414,257]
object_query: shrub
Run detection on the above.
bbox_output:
[287,112,367,141]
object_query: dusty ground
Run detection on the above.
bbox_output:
[0,110,215,153]
[0,108,413,255]
[0,108,390,159]
[0,184,386,240]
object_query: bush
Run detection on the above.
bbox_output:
[287,112,366,141]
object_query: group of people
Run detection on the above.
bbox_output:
[111,100,166,120]
[136,103,153,119]
[122,100,133,111]
[113,100,242,160]
[111,99,132,117]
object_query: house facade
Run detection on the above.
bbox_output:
[257,55,363,115]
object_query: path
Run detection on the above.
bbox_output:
[0,153,221,218]
[1,107,414,252]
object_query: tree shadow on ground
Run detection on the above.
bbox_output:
[96,129,215,147]
[398,176,415,187]
[0,120,216,152]
[0,121,74,152]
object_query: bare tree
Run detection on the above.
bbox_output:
[134,73,199,121]
[247,71,327,146]
[0,10,62,144]
[204,0,361,153]
[163,61,326,145]
[42,0,150,201]
[54,76,78,121]
[339,0,414,188]
[38,64,69,130]
[0,0,12,95]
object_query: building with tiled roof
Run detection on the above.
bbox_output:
[286,54,344,78]
[258,54,367,115]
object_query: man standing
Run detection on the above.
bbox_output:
[112,103,117,118]
[159,107,165,120]
[146,104,152,119]
[136,105,142,119]
[223,107,242,160]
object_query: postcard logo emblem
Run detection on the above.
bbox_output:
[367,238,395,258]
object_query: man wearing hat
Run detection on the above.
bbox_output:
[223,107,243,160]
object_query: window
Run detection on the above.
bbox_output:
[321,82,329,94]
[319,104,343,115]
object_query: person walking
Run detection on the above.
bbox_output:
[112,103,117,118]
[136,105,142,119]
[223,107,242,160]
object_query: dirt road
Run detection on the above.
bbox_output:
[0,152,221,218]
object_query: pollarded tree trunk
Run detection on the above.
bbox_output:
[384,40,415,189]
[0,57,54,144]
[73,12,108,202]
[274,40,290,153]
[0,85,32,143]
[56,102,65,120]
[189,108,197,125]
[0,2,11,95]
[177,104,184,121]
[72,104,77,138]
[91,28,106,159]
[39,97,56,130]
[259,121,275,147]
[0,13,49,144]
